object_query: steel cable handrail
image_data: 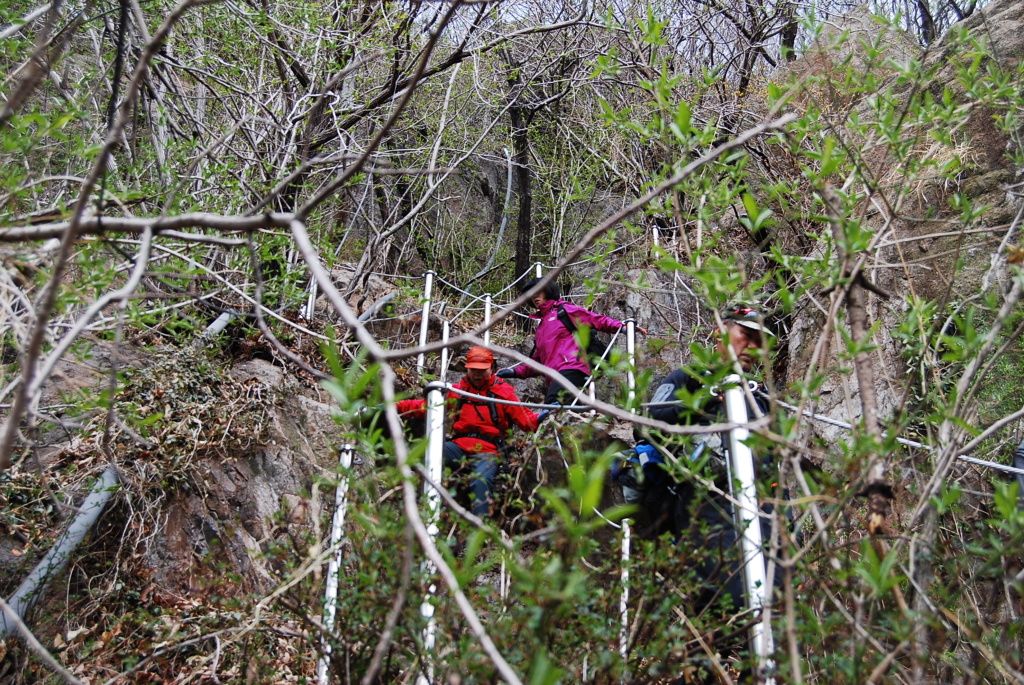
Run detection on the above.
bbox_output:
[764,392,1024,477]
[405,382,1024,477]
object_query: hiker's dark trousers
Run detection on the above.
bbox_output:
[443,442,499,518]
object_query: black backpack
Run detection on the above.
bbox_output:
[555,303,612,364]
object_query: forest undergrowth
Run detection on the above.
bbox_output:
[2,0,1024,682]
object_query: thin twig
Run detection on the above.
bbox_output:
[0,597,84,685]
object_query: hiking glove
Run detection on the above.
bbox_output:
[496,367,515,379]
[537,401,559,424]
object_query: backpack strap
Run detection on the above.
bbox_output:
[557,303,608,362]
[454,386,502,429]
[452,386,511,455]
[556,303,577,335]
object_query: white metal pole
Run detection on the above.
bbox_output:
[417,271,435,375]
[624,319,636,409]
[302,278,319,322]
[619,319,636,679]
[652,227,660,249]
[535,262,542,278]
[417,383,446,685]
[484,294,492,346]
[317,445,355,685]
[722,374,775,680]
[619,518,631,677]
[440,321,450,380]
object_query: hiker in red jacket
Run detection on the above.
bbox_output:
[497,277,647,405]
[397,346,541,518]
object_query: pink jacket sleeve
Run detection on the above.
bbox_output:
[510,358,539,379]
[560,302,624,334]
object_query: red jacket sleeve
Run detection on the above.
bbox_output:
[396,398,426,419]
[494,380,539,433]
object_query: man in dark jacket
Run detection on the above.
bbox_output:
[635,307,773,615]
[398,346,540,518]
[1015,439,1024,509]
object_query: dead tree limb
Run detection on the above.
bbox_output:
[822,184,893,535]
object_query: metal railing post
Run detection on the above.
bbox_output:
[317,445,355,685]
[301,278,319,322]
[619,518,631,678]
[483,294,492,346]
[534,262,542,278]
[416,271,435,375]
[722,374,775,680]
[624,319,636,409]
[440,321,450,380]
[417,382,446,685]
[619,319,637,677]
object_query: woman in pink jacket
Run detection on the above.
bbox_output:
[497,277,646,406]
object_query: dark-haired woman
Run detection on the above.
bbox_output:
[497,277,646,405]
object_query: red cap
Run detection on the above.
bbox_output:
[465,346,495,369]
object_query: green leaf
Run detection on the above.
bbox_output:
[528,648,564,685]
[994,481,1018,520]
[854,540,905,598]
[674,101,691,133]
[741,192,759,221]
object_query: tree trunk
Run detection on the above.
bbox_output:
[916,0,935,45]
[823,186,893,534]
[510,103,532,282]
[781,3,798,61]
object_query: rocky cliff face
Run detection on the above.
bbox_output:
[143,357,347,597]
[785,0,1024,453]
[1,346,349,613]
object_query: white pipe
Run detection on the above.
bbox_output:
[500,558,508,603]
[417,383,446,685]
[483,294,492,346]
[357,291,397,324]
[619,518,631,677]
[770,393,1024,476]
[2,466,119,636]
[535,262,542,278]
[722,375,775,679]
[200,311,233,341]
[416,271,435,375]
[440,321,451,379]
[317,445,355,685]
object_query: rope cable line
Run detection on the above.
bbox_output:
[765,393,1024,477]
